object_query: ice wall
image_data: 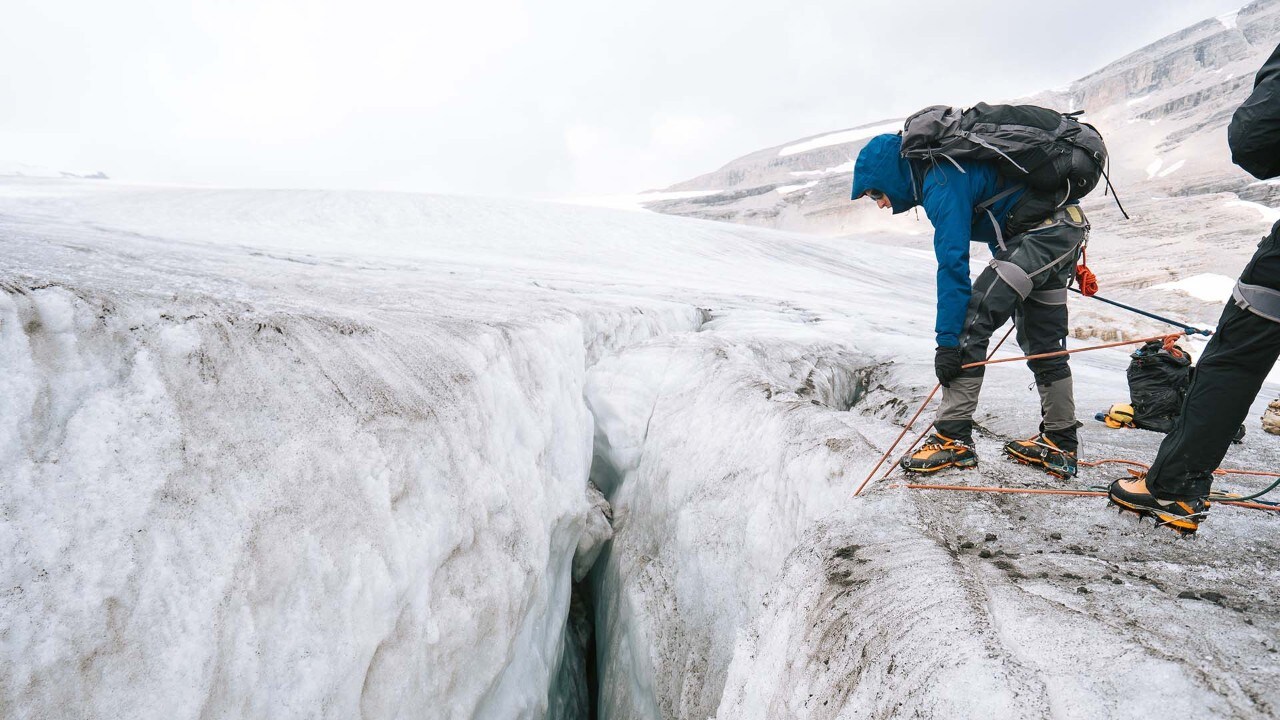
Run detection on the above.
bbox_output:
[585,315,892,719]
[2,179,922,719]
[0,284,643,719]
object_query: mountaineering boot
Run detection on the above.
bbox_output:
[1003,434,1078,479]
[899,433,978,474]
[1108,474,1209,535]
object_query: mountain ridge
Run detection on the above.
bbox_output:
[646,0,1280,237]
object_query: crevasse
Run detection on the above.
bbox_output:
[0,283,697,719]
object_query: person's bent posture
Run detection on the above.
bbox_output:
[1109,43,1280,535]
[852,133,1087,478]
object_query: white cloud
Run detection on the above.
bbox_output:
[564,123,605,158]
[0,0,1250,195]
[650,113,728,150]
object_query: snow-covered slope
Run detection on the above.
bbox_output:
[647,0,1280,233]
[3,177,1279,719]
[0,162,108,180]
[639,1,1280,347]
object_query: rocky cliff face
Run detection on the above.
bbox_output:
[646,0,1280,235]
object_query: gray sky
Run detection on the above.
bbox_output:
[0,0,1249,197]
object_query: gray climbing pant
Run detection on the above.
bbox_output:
[935,206,1089,452]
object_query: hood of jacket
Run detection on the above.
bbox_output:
[850,133,917,214]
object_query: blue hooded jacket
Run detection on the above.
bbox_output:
[851,133,1025,347]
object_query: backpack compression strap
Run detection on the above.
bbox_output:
[975,183,1024,251]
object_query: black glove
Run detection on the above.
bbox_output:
[934,346,963,387]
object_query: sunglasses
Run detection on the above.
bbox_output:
[865,190,885,200]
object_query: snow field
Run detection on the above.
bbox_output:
[1153,272,1237,303]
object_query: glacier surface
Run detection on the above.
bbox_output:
[3,177,1280,719]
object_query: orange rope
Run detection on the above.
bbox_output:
[900,483,1280,513]
[854,384,940,496]
[1076,250,1099,297]
[1082,457,1280,479]
[901,483,1101,497]
[1216,468,1280,478]
[1079,458,1148,470]
[963,332,1184,369]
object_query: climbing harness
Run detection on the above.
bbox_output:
[1233,281,1280,324]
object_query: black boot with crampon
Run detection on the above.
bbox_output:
[1108,472,1209,535]
[1003,433,1078,479]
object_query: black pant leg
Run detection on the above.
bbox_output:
[1148,223,1280,499]
[1016,293,1071,383]
[1012,219,1086,449]
[1018,293,1080,450]
[1147,302,1280,498]
[957,264,1022,373]
[934,264,1021,441]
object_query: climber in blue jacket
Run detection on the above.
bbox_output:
[852,133,1089,477]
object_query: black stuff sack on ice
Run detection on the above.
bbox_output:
[1126,339,1244,442]
[1127,340,1191,434]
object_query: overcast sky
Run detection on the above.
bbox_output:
[0,0,1250,197]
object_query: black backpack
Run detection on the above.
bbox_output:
[1127,340,1192,434]
[1125,341,1246,442]
[899,103,1118,234]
